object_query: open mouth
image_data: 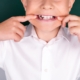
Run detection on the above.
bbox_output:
[37,15,57,20]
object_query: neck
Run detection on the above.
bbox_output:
[35,27,60,42]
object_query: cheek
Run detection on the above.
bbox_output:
[25,6,36,15]
[61,4,69,15]
[25,2,39,15]
[60,7,69,16]
[25,1,70,17]
[56,2,70,16]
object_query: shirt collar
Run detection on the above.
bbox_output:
[57,27,70,42]
[24,24,70,42]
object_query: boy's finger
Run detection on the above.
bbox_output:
[14,15,37,22]
[13,33,22,42]
[68,21,80,28]
[16,22,26,32]
[69,26,80,36]
[62,15,80,27]
[57,16,66,21]
[57,14,69,21]
[14,27,24,38]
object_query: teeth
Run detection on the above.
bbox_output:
[39,15,42,19]
[38,15,55,20]
[39,15,43,19]
[42,16,53,19]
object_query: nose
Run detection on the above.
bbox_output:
[41,0,54,10]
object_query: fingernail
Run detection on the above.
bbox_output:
[33,15,37,18]
[58,17,62,21]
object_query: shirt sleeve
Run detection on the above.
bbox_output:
[0,41,6,68]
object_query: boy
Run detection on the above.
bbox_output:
[0,0,80,80]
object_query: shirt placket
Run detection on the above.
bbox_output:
[41,45,51,80]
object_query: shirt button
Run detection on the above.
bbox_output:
[44,69,47,72]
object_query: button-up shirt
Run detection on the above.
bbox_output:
[0,24,80,80]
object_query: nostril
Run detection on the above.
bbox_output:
[41,4,53,10]
[42,7,53,9]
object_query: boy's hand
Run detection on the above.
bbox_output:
[0,15,36,42]
[58,15,80,41]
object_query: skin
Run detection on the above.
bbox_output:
[0,15,36,42]
[0,0,80,42]
[21,0,75,42]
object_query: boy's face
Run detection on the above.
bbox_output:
[21,0,74,32]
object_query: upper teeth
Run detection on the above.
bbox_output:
[39,15,53,19]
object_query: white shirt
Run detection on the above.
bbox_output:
[0,24,80,80]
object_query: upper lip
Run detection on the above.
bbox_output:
[37,14,56,17]
[35,13,57,16]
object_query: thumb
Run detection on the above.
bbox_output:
[14,15,37,22]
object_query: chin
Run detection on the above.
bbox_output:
[30,20,61,32]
